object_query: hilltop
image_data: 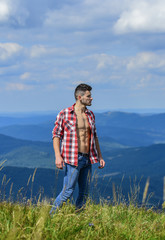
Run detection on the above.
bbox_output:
[0,201,165,239]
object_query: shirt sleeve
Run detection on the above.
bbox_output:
[90,110,98,138]
[52,111,64,139]
[94,121,98,138]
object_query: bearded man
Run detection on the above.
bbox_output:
[50,83,105,214]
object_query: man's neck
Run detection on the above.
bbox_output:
[74,102,86,113]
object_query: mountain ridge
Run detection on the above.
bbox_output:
[1,111,165,145]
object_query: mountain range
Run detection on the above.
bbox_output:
[0,111,165,146]
[0,111,165,207]
[0,133,165,177]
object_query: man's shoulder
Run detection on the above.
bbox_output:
[57,105,74,116]
[87,109,94,114]
[86,108,95,119]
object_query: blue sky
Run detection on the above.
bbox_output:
[0,0,165,112]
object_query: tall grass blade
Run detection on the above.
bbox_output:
[112,182,117,204]
[32,168,37,182]
[31,168,37,202]
[27,175,32,186]
[142,177,150,205]
[0,159,7,171]
[9,182,13,196]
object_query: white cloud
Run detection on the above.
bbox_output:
[80,54,125,72]
[114,0,165,34]
[0,0,29,27]
[2,0,165,37]
[127,52,165,70]
[44,0,128,31]
[6,83,33,91]
[30,45,71,58]
[44,6,89,29]
[0,43,23,60]
[30,45,48,58]
[0,0,127,31]
[76,51,165,90]
[136,75,152,89]
[20,72,31,80]
[0,1,10,22]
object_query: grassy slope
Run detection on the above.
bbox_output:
[0,201,165,240]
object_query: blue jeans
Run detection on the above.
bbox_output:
[50,154,92,214]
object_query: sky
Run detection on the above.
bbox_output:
[0,0,165,113]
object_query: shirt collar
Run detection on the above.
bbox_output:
[69,103,89,114]
[69,104,75,113]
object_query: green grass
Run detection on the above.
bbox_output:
[0,201,165,240]
[0,162,165,239]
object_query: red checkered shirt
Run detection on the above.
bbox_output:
[52,104,99,166]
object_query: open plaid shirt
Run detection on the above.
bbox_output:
[52,104,99,166]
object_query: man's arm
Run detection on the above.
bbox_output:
[95,137,105,169]
[53,137,65,169]
[52,110,65,169]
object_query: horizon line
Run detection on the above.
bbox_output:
[0,107,165,115]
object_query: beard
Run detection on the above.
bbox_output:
[80,98,92,106]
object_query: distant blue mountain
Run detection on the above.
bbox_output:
[0,111,165,146]
[0,134,54,168]
[99,143,165,178]
[1,133,165,178]
[0,113,58,127]
[0,132,165,207]
[95,111,165,146]
[0,111,165,208]
[95,111,165,132]
[0,133,125,168]
[0,123,53,142]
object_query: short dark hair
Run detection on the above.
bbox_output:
[74,83,92,100]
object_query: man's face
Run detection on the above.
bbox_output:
[80,90,93,106]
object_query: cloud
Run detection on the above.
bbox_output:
[0,0,61,28]
[0,43,23,60]
[20,72,31,80]
[114,0,165,34]
[0,1,165,111]
[127,52,165,71]
[0,1,10,22]
[44,0,128,31]
[29,45,71,58]
[0,0,130,32]
[1,0,165,38]
[76,51,165,91]
[0,0,29,27]
[0,0,90,29]
[6,83,33,91]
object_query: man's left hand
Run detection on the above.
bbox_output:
[98,159,105,169]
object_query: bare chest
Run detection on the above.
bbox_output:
[76,113,90,130]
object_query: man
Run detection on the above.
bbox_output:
[50,83,105,214]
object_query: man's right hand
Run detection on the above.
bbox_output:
[55,155,65,169]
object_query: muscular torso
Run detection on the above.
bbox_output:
[75,111,91,153]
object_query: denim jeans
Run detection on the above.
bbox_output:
[50,154,92,214]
